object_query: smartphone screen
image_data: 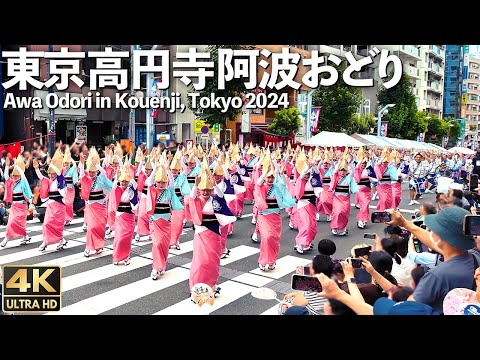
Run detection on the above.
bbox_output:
[363,233,376,239]
[354,246,371,258]
[291,275,323,292]
[371,212,392,223]
[350,258,363,268]
[413,239,422,253]
[464,215,480,236]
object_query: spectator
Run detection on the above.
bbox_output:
[386,207,480,314]
[22,151,35,185]
[436,169,454,195]
[282,255,334,315]
[390,234,415,287]
[391,287,414,302]
[410,266,427,289]
[384,225,403,238]
[448,188,470,209]
[323,298,356,316]
[317,239,336,257]
[0,183,6,225]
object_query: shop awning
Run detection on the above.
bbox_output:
[33,90,87,121]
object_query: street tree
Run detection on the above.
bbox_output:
[425,113,451,143]
[268,107,301,137]
[312,62,362,134]
[187,45,254,129]
[347,114,376,135]
[377,72,421,139]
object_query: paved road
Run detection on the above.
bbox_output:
[0,184,435,315]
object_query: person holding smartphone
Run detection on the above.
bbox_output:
[283,255,334,315]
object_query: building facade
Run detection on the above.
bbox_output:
[465,56,480,145]
[443,45,463,119]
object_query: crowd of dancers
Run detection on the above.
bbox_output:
[0,140,474,296]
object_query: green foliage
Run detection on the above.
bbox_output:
[425,113,452,143]
[268,107,301,136]
[444,116,460,139]
[377,72,421,139]
[347,114,376,135]
[186,45,255,128]
[103,135,115,145]
[312,62,362,133]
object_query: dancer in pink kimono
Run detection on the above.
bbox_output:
[104,144,122,237]
[146,165,183,279]
[375,149,398,211]
[79,148,113,257]
[353,148,376,229]
[62,146,78,226]
[34,150,68,251]
[0,155,33,247]
[188,160,236,295]
[134,158,154,241]
[213,159,237,259]
[242,144,257,204]
[254,158,296,270]
[183,152,201,224]
[112,158,139,265]
[391,153,403,210]
[169,154,191,250]
[330,157,358,236]
[317,151,334,222]
[293,155,323,254]
[284,152,299,230]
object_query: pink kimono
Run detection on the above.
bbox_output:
[147,187,171,271]
[136,171,150,236]
[112,186,136,262]
[40,177,66,245]
[294,177,318,249]
[330,171,353,230]
[318,167,334,216]
[353,167,371,223]
[255,183,282,266]
[375,165,393,211]
[4,178,28,239]
[80,175,107,252]
[391,178,402,210]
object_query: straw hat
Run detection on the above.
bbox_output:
[295,149,309,174]
[213,161,224,176]
[145,158,153,170]
[198,157,215,190]
[86,147,100,172]
[357,146,367,164]
[170,151,182,170]
[338,148,350,171]
[114,143,123,162]
[247,143,255,155]
[48,148,64,174]
[154,165,168,183]
[380,147,389,163]
[208,145,217,159]
[63,145,72,165]
[262,150,275,177]
[196,145,204,159]
[135,148,144,164]
[387,149,397,164]
[118,157,132,182]
[12,154,25,176]
[225,151,233,171]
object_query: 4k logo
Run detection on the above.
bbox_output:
[2,265,62,313]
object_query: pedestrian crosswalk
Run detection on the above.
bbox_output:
[0,217,323,315]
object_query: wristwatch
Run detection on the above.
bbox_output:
[347,278,357,284]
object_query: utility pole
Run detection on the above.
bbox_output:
[47,44,55,154]
[146,45,160,150]
[128,45,138,142]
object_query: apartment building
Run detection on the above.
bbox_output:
[465,56,480,143]
[421,45,445,118]
[443,45,463,119]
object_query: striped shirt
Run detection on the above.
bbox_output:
[303,291,324,315]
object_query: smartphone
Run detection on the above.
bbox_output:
[354,246,371,258]
[295,265,310,275]
[470,174,479,192]
[291,274,323,292]
[371,211,392,223]
[350,258,363,268]
[363,233,376,239]
[413,238,422,253]
[413,220,423,227]
[464,215,480,236]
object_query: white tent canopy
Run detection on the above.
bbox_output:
[448,146,476,155]
[302,131,365,147]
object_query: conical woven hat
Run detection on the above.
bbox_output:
[86,147,99,172]
[12,154,25,176]
[357,146,367,164]
[170,151,182,170]
[63,145,72,164]
[48,148,64,174]
[118,157,132,182]
[155,165,168,183]
[114,143,123,162]
[247,143,255,155]
[295,149,308,174]
[198,157,214,190]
